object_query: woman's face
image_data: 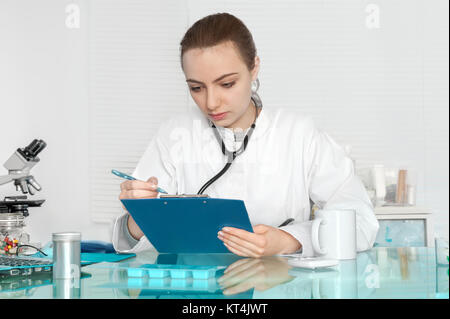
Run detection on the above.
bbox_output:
[182,41,260,129]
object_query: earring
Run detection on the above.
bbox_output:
[251,78,260,93]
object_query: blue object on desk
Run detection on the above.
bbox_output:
[80,241,136,264]
[81,252,135,265]
[124,264,224,279]
[33,241,136,265]
[121,197,253,253]
[81,240,116,253]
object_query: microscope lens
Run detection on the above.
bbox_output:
[22,182,28,194]
[29,140,41,155]
[28,177,42,191]
[34,140,47,154]
[23,139,37,157]
[24,139,46,157]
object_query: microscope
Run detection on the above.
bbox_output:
[0,139,46,255]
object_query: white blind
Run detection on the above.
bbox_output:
[88,0,448,238]
[88,0,189,222]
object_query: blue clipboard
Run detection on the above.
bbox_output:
[121,196,253,253]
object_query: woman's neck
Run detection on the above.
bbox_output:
[225,99,260,131]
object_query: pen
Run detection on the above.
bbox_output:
[111,169,168,194]
[278,218,294,227]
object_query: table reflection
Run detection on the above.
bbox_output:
[217,257,295,295]
[88,251,373,299]
[0,247,448,299]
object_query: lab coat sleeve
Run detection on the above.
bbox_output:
[112,212,157,253]
[280,117,379,257]
[112,120,178,254]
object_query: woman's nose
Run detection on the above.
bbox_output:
[206,88,220,111]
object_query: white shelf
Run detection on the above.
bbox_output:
[374,206,432,215]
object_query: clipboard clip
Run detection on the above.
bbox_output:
[160,194,210,198]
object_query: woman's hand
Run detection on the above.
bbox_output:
[217,257,295,295]
[217,224,302,258]
[119,176,159,240]
[119,176,159,200]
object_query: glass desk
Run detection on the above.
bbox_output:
[0,247,448,299]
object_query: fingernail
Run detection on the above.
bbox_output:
[218,231,223,237]
[222,227,230,232]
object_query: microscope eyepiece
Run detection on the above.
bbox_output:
[19,139,47,161]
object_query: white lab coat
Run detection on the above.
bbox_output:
[112,105,379,257]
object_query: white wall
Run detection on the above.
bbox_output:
[0,0,448,247]
[0,0,100,244]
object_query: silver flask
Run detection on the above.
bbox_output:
[52,232,81,280]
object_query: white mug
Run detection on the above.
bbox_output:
[311,209,357,260]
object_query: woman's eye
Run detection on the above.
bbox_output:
[190,86,201,92]
[222,82,235,88]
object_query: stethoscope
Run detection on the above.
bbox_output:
[197,95,262,195]
[196,94,297,229]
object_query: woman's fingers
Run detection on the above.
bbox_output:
[218,229,266,257]
[222,240,260,258]
[119,176,160,199]
[221,227,267,248]
[147,176,158,185]
[120,189,158,199]
[120,180,158,191]
[224,243,258,258]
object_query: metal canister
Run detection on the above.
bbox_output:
[52,232,81,280]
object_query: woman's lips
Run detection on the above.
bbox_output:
[209,112,228,121]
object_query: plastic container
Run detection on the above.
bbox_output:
[0,212,30,255]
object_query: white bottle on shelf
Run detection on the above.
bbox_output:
[372,165,386,207]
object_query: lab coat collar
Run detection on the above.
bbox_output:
[213,106,270,152]
[187,104,271,152]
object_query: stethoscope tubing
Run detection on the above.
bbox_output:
[197,97,261,195]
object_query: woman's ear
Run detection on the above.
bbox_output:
[251,56,260,81]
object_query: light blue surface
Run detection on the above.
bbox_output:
[374,220,426,247]
[0,247,448,299]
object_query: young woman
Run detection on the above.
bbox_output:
[112,13,379,258]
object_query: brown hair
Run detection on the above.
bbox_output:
[179,13,257,72]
